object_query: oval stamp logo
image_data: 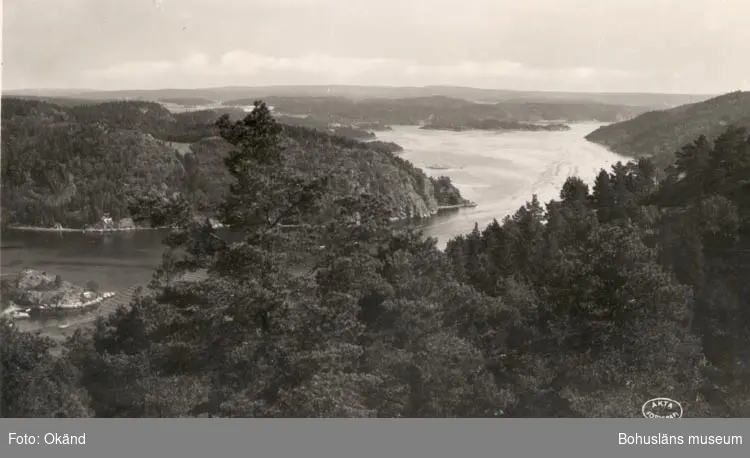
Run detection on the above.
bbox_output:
[642,397,683,418]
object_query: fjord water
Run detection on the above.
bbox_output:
[0,123,628,296]
[377,122,629,248]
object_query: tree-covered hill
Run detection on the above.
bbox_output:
[2,122,188,228]
[181,120,456,218]
[585,91,750,169]
[67,101,178,135]
[1,97,75,122]
[3,104,748,418]
[1,98,463,228]
[446,126,750,416]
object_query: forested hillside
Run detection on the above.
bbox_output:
[1,98,460,228]
[2,103,748,418]
[1,99,188,227]
[586,91,750,168]
[447,126,750,416]
[181,122,451,219]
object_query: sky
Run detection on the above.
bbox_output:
[2,0,749,93]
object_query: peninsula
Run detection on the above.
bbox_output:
[1,269,115,319]
[421,118,571,132]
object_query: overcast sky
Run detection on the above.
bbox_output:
[2,0,749,93]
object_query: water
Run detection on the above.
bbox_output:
[1,230,168,294]
[1,123,628,332]
[376,123,629,247]
[1,230,170,335]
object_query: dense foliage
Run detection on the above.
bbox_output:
[2,100,749,418]
[586,91,750,169]
[1,100,187,228]
[1,98,456,228]
[430,176,469,206]
[446,126,750,416]
[1,320,92,417]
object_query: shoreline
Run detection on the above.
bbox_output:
[433,202,477,211]
[3,224,175,233]
[437,201,477,211]
[4,206,475,234]
[3,292,117,320]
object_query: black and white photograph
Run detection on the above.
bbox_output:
[1,0,749,420]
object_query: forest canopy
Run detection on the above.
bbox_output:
[2,100,750,418]
[0,98,462,229]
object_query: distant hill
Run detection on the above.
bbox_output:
[6,90,688,125]
[1,95,110,107]
[4,85,712,109]
[3,96,384,141]
[421,118,570,132]
[226,95,648,124]
[1,97,461,228]
[159,97,216,106]
[585,91,750,168]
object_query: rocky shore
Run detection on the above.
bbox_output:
[6,216,224,233]
[0,269,116,320]
[6,225,154,233]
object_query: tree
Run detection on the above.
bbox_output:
[78,102,399,417]
[592,169,615,223]
[1,319,91,417]
[11,101,749,418]
[73,100,518,418]
[559,176,590,206]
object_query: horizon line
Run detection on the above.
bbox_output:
[1,84,720,97]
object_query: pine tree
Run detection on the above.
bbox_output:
[592,169,615,223]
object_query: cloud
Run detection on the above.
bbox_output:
[77,51,635,90]
[216,52,394,78]
[81,61,175,79]
[5,0,749,93]
[183,53,210,69]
